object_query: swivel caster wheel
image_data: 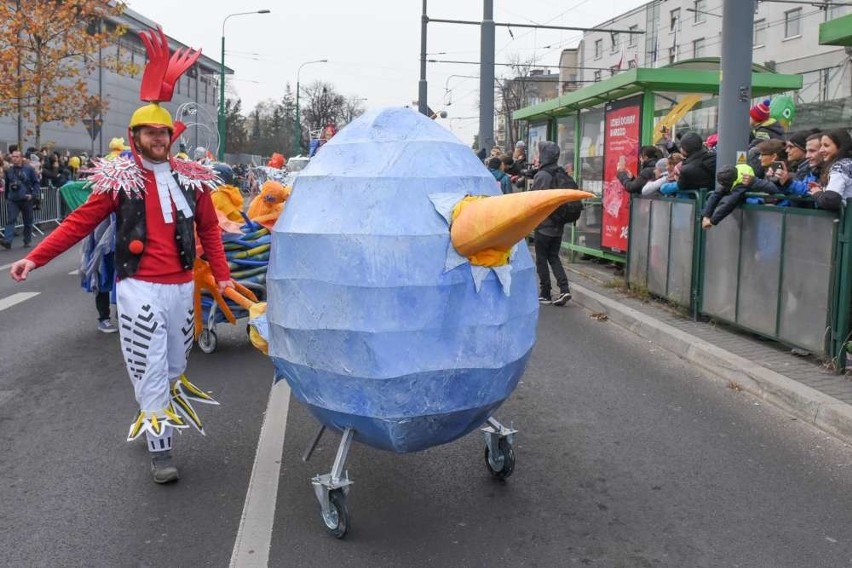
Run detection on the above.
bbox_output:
[198,329,217,354]
[484,438,515,480]
[320,488,350,539]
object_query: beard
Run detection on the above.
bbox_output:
[135,135,171,162]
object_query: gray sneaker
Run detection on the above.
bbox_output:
[151,450,179,484]
[97,319,118,334]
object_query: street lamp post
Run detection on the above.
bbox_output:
[218,9,270,162]
[293,59,328,156]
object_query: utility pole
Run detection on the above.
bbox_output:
[479,0,495,153]
[419,0,428,116]
[716,0,755,169]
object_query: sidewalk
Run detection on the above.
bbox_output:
[561,257,852,445]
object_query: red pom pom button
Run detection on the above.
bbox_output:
[129,239,144,254]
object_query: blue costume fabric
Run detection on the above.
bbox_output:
[80,214,116,296]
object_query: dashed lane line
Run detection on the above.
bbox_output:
[0,262,13,271]
[230,379,292,568]
[0,292,40,312]
[69,269,79,275]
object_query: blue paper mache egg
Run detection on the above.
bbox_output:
[266,107,539,452]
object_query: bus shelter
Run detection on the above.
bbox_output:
[512,59,803,262]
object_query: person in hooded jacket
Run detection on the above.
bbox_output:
[677,132,717,191]
[616,145,662,194]
[531,141,577,306]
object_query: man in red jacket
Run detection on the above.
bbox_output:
[9,27,232,484]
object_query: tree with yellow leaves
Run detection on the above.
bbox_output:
[0,0,139,148]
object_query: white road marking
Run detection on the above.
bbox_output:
[69,269,79,275]
[0,292,40,312]
[0,262,13,271]
[230,379,292,568]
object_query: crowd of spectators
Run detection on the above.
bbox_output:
[612,98,852,231]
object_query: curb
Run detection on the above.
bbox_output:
[570,283,852,445]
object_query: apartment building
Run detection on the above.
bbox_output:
[0,7,229,155]
[576,0,849,128]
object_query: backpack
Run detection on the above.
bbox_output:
[551,167,584,224]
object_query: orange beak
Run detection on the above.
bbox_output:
[450,189,593,258]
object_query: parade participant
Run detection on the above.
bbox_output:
[9,27,232,484]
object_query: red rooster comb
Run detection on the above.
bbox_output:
[138,27,202,103]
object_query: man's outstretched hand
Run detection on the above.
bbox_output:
[10,259,35,282]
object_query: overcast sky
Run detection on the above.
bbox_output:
[127,0,648,147]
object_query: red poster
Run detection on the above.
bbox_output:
[602,96,642,252]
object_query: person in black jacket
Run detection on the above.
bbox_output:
[616,145,662,194]
[677,132,717,191]
[531,141,578,306]
[701,165,752,228]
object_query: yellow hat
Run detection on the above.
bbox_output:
[129,102,174,131]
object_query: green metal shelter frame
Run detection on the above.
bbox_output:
[819,12,852,46]
[512,59,803,262]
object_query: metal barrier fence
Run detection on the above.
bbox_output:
[627,191,850,364]
[628,192,702,311]
[699,205,839,355]
[699,204,838,356]
[0,185,63,235]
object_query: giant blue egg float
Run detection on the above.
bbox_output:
[260,107,590,537]
[267,107,538,450]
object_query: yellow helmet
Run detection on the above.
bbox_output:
[129,102,173,130]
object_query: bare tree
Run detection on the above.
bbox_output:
[495,56,536,153]
[301,81,346,136]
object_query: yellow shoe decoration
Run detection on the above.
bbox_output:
[170,375,219,435]
[127,403,188,442]
[177,374,220,404]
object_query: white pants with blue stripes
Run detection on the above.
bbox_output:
[116,278,194,452]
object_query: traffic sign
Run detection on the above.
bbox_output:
[82,117,103,141]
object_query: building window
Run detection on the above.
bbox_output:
[694,0,706,23]
[828,5,845,20]
[594,70,602,82]
[693,38,705,58]
[594,39,602,59]
[785,8,801,38]
[754,19,766,46]
[670,8,681,32]
[611,32,620,53]
[668,45,677,65]
[628,25,638,47]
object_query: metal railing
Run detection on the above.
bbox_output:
[698,202,839,357]
[627,191,851,366]
[627,191,703,312]
[0,185,64,235]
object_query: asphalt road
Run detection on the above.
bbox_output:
[2,239,852,567]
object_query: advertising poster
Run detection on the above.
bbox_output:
[602,95,642,252]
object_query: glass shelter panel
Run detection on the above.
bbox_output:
[556,115,577,174]
[578,108,604,196]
